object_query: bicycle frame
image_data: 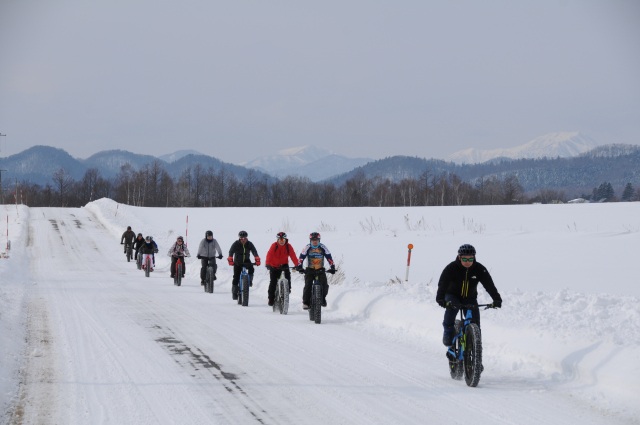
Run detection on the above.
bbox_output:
[304,267,327,324]
[446,303,493,387]
[125,243,133,262]
[204,258,216,293]
[237,264,253,306]
[174,257,183,286]
[143,254,152,278]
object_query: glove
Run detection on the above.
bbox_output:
[227,256,234,266]
[328,265,336,274]
[437,299,446,308]
[492,299,502,308]
[266,266,272,271]
[295,265,304,274]
[120,242,124,245]
[153,249,158,253]
[217,254,223,260]
[255,256,261,266]
[197,255,202,259]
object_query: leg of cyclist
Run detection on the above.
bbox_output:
[267,268,278,306]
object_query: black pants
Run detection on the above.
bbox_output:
[302,269,328,305]
[170,256,186,277]
[232,263,254,286]
[442,295,480,333]
[200,258,218,281]
[268,267,291,301]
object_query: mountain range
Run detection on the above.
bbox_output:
[447,132,599,164]
[1,134,639,198]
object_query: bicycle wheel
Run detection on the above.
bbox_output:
[449,320,464,380]
[464,323,483,387]
[281,279,289,315]
[206,266,214,293]
[312,283,322,324]
[241,275,249,306]
[175,262,182,286]
[145,258,150,278]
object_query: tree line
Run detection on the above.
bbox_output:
[7,160,640,208]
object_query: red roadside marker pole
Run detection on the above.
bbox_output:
[405,243,414,282]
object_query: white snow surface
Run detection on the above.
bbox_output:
[1,199,639,424]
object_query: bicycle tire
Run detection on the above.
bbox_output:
[312,283,322,324]
[241,275,249,307]
[136,253,142,270]
[206,266,214,293]
[464,323,483,387]
[145,258,150,278]
[281,279,289,315]
[449,320,464,380]
[175,262,182,286]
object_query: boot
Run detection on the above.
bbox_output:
[442,327,454,346]
[232,284,238,300]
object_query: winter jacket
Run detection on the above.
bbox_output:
[197,238,222,259]
[228,240,259,265]
[299,243,334,270]
[168,242,190,258]
[133,237,145,251]
[436,258,502,304]
[266,240,299,269]
[140,241,158,255]
[121,230,136,245]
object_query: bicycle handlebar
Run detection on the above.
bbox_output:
[447,303,496,310]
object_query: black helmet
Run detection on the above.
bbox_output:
[309,232,320,240]
[137,233,143,238]
[277,231,287,239]
[127,226,132,230]
[238,230,248,238]
[458,244,476,256]
[177,236,184,241]
[205,230,213,238]
[145,236,152,243]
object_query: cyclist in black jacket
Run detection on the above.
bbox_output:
[436,244,502,346]
[227,230,261,300]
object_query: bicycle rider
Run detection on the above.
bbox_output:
[227,230,261,300]
[436,244,502,346]
[265,231,299,306]
[133,233,145,261]
[197,230,223,285]
[120,226,136,254]
[295,232,335,309]
[140,236,159,271]
[168,236,190,279]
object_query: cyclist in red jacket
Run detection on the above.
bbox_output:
[265,232,299,306]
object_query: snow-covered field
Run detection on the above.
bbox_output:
[1,199,639,424]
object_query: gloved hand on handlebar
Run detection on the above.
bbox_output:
[328,264,336,274]
[491,299,502,308]
[197,255,202,259]
[294,264,304,274]
[227,256,234,266]
[255,256,261,266]
[217,254,223,260]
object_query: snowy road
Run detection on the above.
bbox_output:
[5,203,637,424]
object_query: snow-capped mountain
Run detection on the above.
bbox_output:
[448,132,600,164]
[243,145,372,181]
[158,150,203,163]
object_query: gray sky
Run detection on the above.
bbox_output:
[1,1,639,164]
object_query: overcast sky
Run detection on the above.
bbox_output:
[1,1,639,164]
